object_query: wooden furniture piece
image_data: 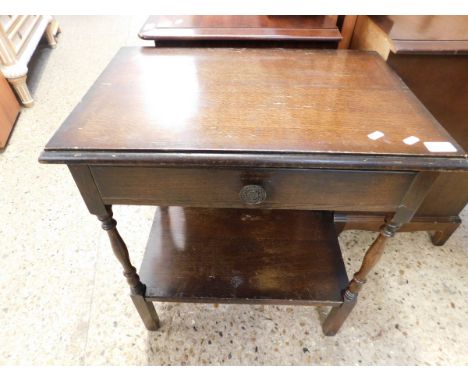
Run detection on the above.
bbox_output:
[348,15,468,245]
[0,15,60,107]
[40,48,468,335]
[139,15,343,48]
[337,16,357,49]
[0,71,20,148]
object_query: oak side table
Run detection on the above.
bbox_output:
[40,48,468,335]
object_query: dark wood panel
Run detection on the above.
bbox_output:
[385,54,468,218]
[142,15,339,30]
[387,54,468,152]
[417,172,468,217]
[91,166,415,212]
[370,16,468,53]
[147,37,340,49]
[68,165,108,216]
[140,207,348,305]
[139,15,341,42]
[44,47,465,158]
[39,150,468,172]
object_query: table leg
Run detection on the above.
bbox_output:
[334,213,461,247]
[98,206,160,331]
[323,172,439,335]
[431,221,461,246]
[323,224,395,335]
[8,75,34,107]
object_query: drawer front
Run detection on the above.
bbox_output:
[91,166,415,212]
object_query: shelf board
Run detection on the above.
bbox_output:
[139,208,348,306]
[139,15,342,42]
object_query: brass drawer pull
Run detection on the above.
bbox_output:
[239,184,266,205]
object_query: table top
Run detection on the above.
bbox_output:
[139,15,341,42]
[43,47,465,165]
[370,16,468,53]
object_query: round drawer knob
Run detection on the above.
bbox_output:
[239,185,266,205]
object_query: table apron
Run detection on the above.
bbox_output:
[89,166,416,212]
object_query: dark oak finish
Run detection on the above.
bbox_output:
[139,15,341,46]
[68,165,108,216]
[334,213,462,246]
[41,151,468,172]
[370,16,468,53]
[324,172,439,335]
[39,47,468,335]
[98,206,146,294]
[44,48,464,158]
[98,206,160,330]
[0,72,20,149]
[386,54,468,154]
[140,208,348,305]
[350,15,468,244]
[90,166,415,212]
[387,54,468,243]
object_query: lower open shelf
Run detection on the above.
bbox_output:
[139,207,348,306]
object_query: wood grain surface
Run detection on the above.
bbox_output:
[139,207,348,305]
[91,166,415,212]
[44,47,465,158]
[370,15,468,53]
[139,15,341,41]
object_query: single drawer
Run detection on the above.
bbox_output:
[91,166,416,212]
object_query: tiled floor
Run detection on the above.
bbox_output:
[0,16,467,365]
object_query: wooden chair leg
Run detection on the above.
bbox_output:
[98,206,160,331]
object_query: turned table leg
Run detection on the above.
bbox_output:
[98,206,160,331]
[323,172,439,336]
[323,223,396,335]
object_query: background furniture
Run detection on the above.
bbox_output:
[347,15,468,245]
[336,15,357,49]
[139,15,349,48]
[40,47,467,335]
[0,15,60,107]
[0,71,20,148]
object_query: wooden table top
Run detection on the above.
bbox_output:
[370,16,468,53]
[44,47,465,161]
[139,15,342,42]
